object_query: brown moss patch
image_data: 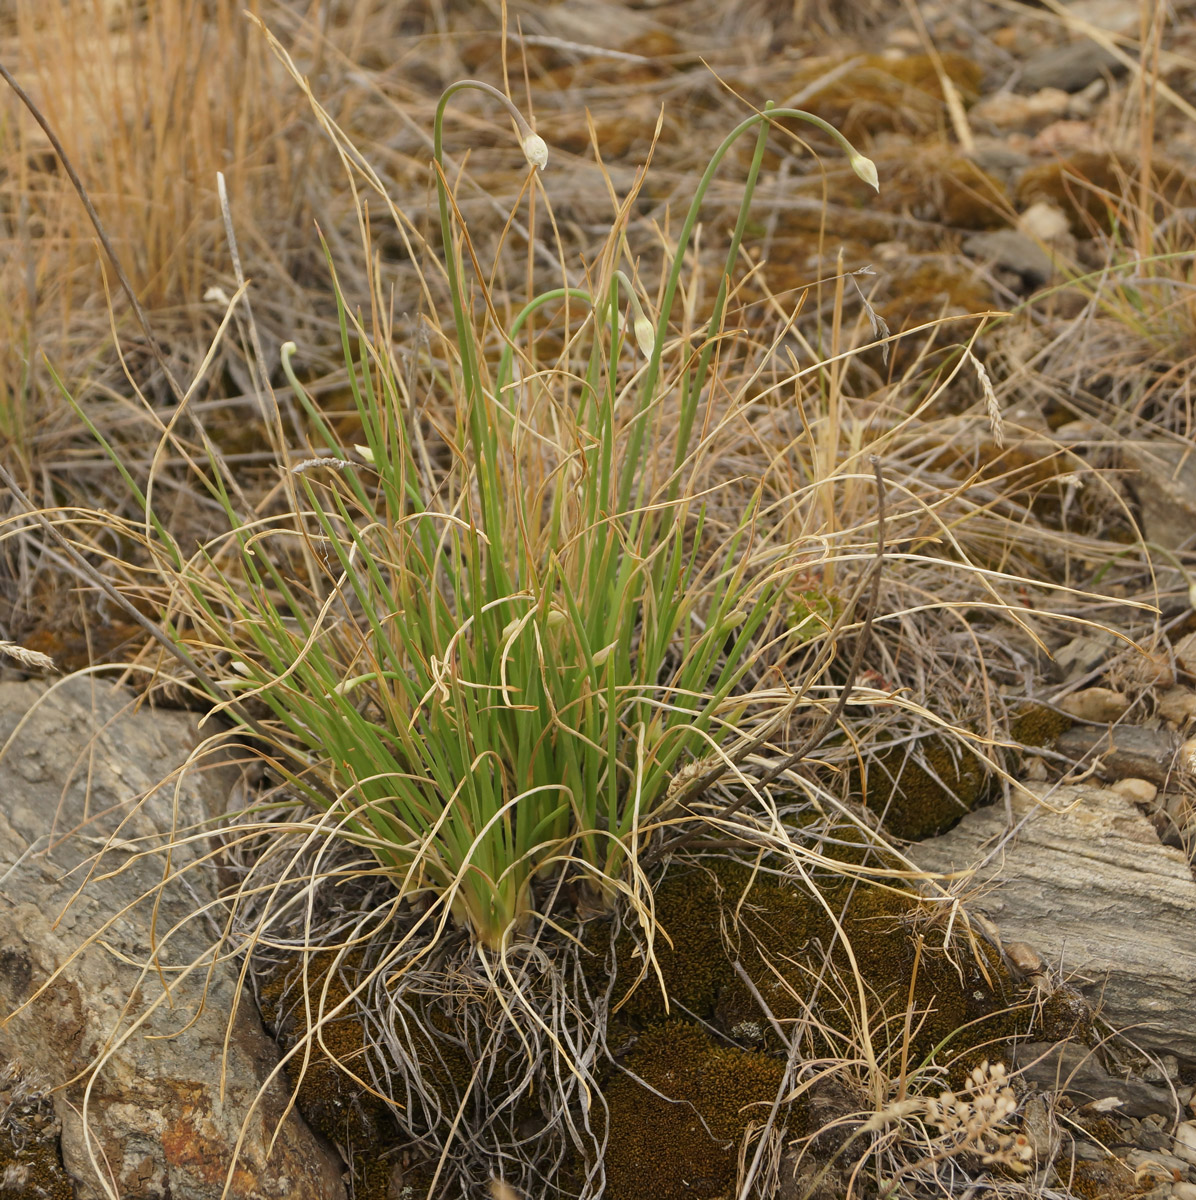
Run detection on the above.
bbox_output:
[603,1020,796,1200]
[786,54,984,143]
[259,951,394,1199]
[597,848,1021,1078]
[0,1069,73,1200]
[864,736,991,840]
[1009,702,1072,749]
[1016,153,1196,238]
[881,152,1011,230]
[1066,1156,1163,1199]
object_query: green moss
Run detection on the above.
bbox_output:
[789,589,843,642]
[864,736,991,840]
[824,886,1018,1074]
[596,848,1023,1081]
[603,1020,796,1200]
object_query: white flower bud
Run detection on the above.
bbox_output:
[633,314,655,357]
[521,133,548,171]
[849,148,880,192]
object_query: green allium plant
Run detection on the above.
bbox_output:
[71,79,881,952]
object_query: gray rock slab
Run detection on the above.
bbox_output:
[1019,39,1125,93]
[912,782,1196,1065]
[0,678,346,1200]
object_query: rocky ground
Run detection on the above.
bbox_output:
[3,0,1196,1197]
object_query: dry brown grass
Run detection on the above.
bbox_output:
[2,0,1195,1196]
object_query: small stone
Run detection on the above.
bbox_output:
[1143,1054,1181,1085]
[1018,200,1072,244]
[1173,1182,1196,1200]
[963,229,1055,290]
[971,87,1069,130]
[1128,1148,1192,1176]
[1158,689,1196,727]
[1181,739,1196,775]
[1059,686,1131,723]
[1020,39,1124,93]
[1031,119,1104,156]
[1004,941,1046,977]
[1111,778,1158,806]
[1175,633,1196,677]
[1054,633,1117,681]
[1023,756,1049,781]
[1174,1121,1196,1166]
[1068,77,1107,118]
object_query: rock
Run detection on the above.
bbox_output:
[1127,1148,1193,1177]
[1020,39,1125,94]
[913,783,1196,1064]
[1175,1121,1196,1166]
[1122,441,1196,552]
[1176,634,1196,678]
[1111,778,1159,806]
[1056,725,1181,788]
[0,679,346,1200]
[963,229,1056,290]
[1018,200,1072,243]
[1158,689,1196,727]
[1174,1182,1196,1200]
[1031,119,1104,156]
[1060,686,1132,723]
[1014,1041,1183,1119]
[971,87,1070,131]
[1053,632,1118,683]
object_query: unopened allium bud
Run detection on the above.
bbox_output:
[633,314,656,357]
[521,132,548,171]
[850,148,880,192]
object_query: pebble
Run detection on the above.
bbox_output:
[1128,1147,1192,1176]
[1181,739,1196,775]
[963,230,1055,290]
[970,87,1069,130]
[1020,39,1124,93]
[1174,1183,1196,1200]
[1018,200,1072,244]
[1031,119,1104,156]
[1175,633,1196,677]
[1157,689,1196,727]
[1112,778,1159,805]
[1175,1122,1196,1166]
[1004,941,1046,976]
[1060,686,1131,723]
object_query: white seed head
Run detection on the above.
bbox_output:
[849,149,880,192]
[521,132,548,171]
[0,640,57,673]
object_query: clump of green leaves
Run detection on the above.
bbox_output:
[80,82,880,950]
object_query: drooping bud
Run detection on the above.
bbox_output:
[521,132,548,172]
[632,314,656,358]
[849,148,880,192]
